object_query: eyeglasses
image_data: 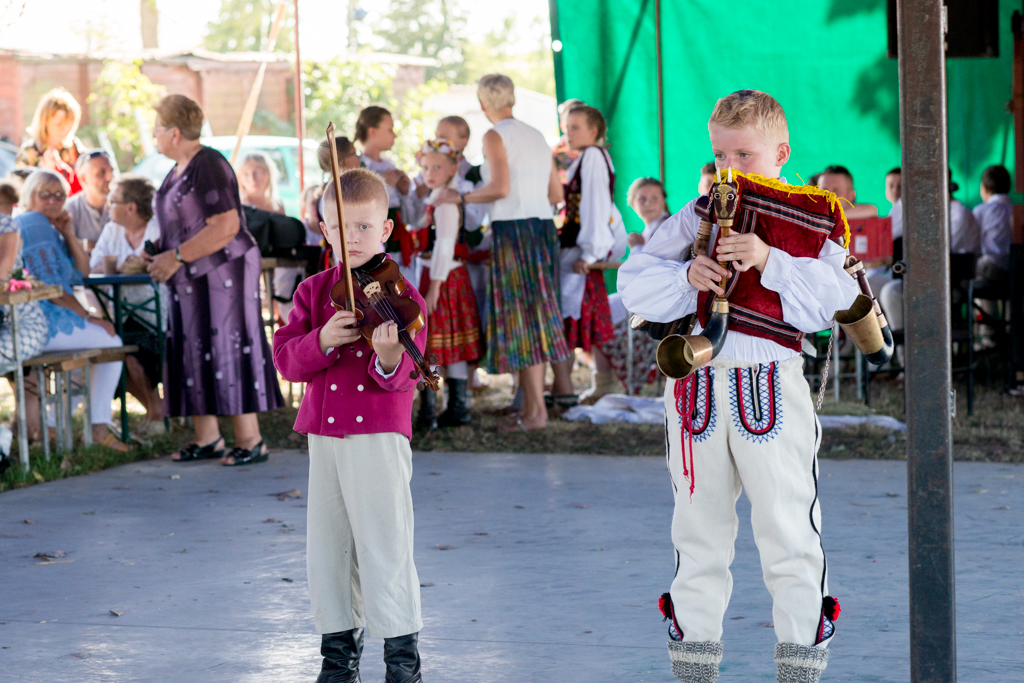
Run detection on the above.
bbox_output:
[37,190,66,201]
[81,150,110,162]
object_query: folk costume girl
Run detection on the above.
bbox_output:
[414,139,482,429]
[355,106,420,283]
[619,90,858,683]
[551,105,627,405]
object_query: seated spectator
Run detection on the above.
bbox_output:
[973,164,1012,288]
[65,150,114,249]
[948,170,981,254]
[818,165,878,219]
[16,170,127,451]
[0,179,18,215]
[89,174,165,431]
[697,162,716,196]
[236,150,284,214]
[626,177,670,250]
[885,166,902,240]
[16,88,85,195]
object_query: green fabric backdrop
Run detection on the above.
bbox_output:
[550,0,1019,289]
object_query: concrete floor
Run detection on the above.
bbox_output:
[0,451,1022,683]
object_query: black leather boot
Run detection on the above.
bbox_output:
[414,388,437,432]
[316,628,363,683]
[383,632,422,683]
[437,379,471,427]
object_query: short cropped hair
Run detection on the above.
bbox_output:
[438,115,470,141]
[0,179,19,206]
[700,162,716,176]
[155,94,205,141]
[322,168,389,216]
[627,177,668,210]
[709,89,788,146]
[21,169,70,206]
[74,149,112,172]
[887,167,901,176]
[568,105,607,143]
[821,164,853,185]
[28,88,81,148]
[981,165,1011,195]
[477,74,515,111]
[112,174,155,222]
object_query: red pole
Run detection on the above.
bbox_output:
[293,0,305,193]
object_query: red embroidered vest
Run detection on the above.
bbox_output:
[695,174,849,352]
[561,147,615,250]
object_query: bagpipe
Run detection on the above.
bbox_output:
[646,168,893,380]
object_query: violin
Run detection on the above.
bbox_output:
[324,122,441,391]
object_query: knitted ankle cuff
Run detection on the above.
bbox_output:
[775,643,830,683]
[667,640,724,683]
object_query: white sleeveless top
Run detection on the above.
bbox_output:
[482,118,554,222]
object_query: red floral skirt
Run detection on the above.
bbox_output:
[564,269,615,352]
[419,265,482,366]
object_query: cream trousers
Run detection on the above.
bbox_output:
[664,355,830,647]
[306,433,423,639]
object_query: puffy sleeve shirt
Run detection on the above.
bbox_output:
[618,196,859,363]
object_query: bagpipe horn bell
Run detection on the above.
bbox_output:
[656,334,715,380]
[835,294,894,364]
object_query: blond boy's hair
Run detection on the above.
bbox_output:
[322,168,390,217]
[709,89,788,146]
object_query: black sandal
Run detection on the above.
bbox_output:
[174,437,225,462]
[222,441,268,467]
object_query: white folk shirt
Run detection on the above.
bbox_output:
[560,146,628,319]
[618,196,859,363]
[410,157,487,232]
[423,176,475,284]
[973,193,1012,270]
[360,154,419,220]
[633,211,672,253]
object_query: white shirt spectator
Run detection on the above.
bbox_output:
[949,198,981,254]
[888,198,902,240]
[89,219,167,330]
[973,193,1012,270]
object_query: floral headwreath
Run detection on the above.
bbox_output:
[419,138,460,160]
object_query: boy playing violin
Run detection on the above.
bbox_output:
[273,167,427,683]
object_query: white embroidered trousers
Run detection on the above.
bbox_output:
[664,355,829,646]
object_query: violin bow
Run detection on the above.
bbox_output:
[326,122,356,313]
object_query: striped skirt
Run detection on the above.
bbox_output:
[485,218,571,374]
[419,265,482,366]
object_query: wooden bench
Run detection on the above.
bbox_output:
[25,349,103,457]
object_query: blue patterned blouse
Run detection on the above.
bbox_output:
[16,211,87,340]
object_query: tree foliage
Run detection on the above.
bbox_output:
[302,57,444,173]
[86,60,166,170]
[204,0,294,53]
[375,0,466,82]
[462,13,554,97]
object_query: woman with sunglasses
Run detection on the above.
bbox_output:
[15,169,128,451]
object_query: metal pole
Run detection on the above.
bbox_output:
[654,0,665,183]
[896,2,957,681]
[292,0,305,194]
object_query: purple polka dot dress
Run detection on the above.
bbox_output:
[154,147,284,417]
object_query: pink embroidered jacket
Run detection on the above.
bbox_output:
[273,260,428,440]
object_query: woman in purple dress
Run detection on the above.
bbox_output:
[146,95,283,466]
